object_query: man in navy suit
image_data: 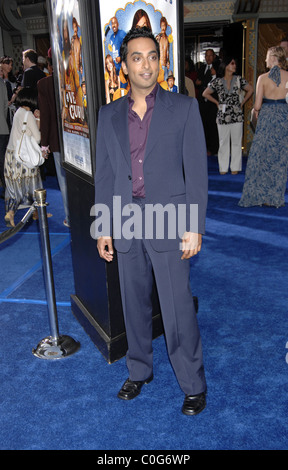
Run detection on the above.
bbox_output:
[95,28,208,416]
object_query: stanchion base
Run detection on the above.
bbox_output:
[32,335,80,360]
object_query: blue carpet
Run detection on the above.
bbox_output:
[0,158,287,450]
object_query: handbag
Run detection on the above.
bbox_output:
[15,111,44,169]
[250,108,258,132]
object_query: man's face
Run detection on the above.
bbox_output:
[205,50,215,65]
[122,37,159,94]
[111,17,119,34]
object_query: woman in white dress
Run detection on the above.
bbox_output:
[4,88,43,227]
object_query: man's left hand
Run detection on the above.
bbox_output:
[181,232,202,259]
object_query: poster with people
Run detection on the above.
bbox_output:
[98,0,179,103]
[49,0,92,176]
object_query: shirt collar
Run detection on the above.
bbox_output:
[128,82,159,105]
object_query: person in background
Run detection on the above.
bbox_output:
[0,55,15,129]
[0,75,9,198]
[37,56,49,76]
[21,49,46,90]
[196,49,219,156]
[185,58,198,98]
[0,56,14,101]
[37,58,70,227]
[185,58,197,83]
[3,88,45,227]
[185,75,196,98]
[239,46,288,208]
[202,55,253,175]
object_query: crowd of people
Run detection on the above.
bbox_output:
[1,36,287,227]
[0,49,69,228]
[1,35,287,226]
[185,40,288,208]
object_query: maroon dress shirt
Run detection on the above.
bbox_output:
[127,84,158,197]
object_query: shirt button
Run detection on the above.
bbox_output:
[139,159,142,163]
[128,175,132,180]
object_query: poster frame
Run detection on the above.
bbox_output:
[46,0,105,183]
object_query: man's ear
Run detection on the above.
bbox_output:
[121,61,128,76]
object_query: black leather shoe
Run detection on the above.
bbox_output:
[117,374,153,400]
[182,392,206,416]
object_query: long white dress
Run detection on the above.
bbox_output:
[4,107,42,213]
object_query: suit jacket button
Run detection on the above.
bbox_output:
[128,175,132,180]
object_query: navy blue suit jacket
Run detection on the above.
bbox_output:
[94,86,208,253]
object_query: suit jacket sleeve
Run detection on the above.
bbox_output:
[94,106,115,238]
[183,98,208,235]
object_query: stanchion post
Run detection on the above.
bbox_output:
[32,189,80,360]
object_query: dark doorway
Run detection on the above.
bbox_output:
[184,22,226,69]
[184,21,244,73]
[223,22,244,75]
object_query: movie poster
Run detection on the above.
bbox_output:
[98,0,179,104]
[49,0,92,175]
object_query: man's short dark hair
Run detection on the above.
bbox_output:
[120,27,160,65]
[23,49,38,65]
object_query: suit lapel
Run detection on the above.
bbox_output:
[144,86,174,163]
[111,87,174,167]
[111,96,131,168]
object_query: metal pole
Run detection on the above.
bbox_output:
[36,189,59,340]
[32,189,80,360]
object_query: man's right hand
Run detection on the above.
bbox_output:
[97,236,114,262]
